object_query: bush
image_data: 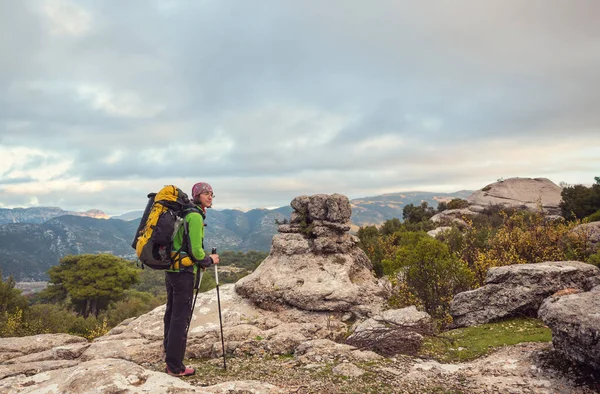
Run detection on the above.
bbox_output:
[403,202,436,224]
[0,303,108,339]
[446,198,470,210]
[384,237,474,325]
[560,178,600,220]
[470,211,590,285]
[105,290,163,327]
[585,209,600,223]
[588,251,600,266]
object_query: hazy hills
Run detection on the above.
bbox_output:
[0,191,470,281]
[0,216,138,281]
[0,207,109,225]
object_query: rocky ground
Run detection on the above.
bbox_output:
[145,342,600,393]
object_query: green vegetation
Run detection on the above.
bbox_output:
[420,317,552,362]
[402,201,436,225]
[43,254,138,317]
[0,250,267,340]
[358,179,599,329]
[560,176,600,220]
[384,236,474,324]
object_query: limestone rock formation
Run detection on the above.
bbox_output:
[538,285,600,370]
[430,208,476,228]
[235,194,388,316]
[426,226,452,238]
[467,177,562,215]
[450,261,600,328]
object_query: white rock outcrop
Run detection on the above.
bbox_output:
[235,194,388,316]
[467,177,562,215]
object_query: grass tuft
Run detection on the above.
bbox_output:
[420,317,552,363]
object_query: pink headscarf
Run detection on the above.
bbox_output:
[192,182,213,200]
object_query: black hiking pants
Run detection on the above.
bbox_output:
[164,270,194,373]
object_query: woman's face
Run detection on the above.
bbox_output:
[198,192,213,208]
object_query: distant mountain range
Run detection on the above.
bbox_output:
[0,191,471,281]
[0,207,109,225]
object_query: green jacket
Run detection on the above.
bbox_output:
[168,207,211,273]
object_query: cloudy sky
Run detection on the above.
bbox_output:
[1,0,599,215]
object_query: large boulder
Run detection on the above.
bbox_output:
[466,177,563,216]
[450,261,600,328]
[235,194,388,316]
[538,286,600,370]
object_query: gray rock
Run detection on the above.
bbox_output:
[277,224,302,234]
[235,251,387,315]
[294,339,382,363]
[80,338,162,365]
[236,194,388,315]
[0,333,86,357]
[450,261,600,328]
[308,194,329,220]
[312,233,356,254]
[430,209,477,225]
[326,194,352,223]
[289,211,304,224]
[0,360,79,381]
[290,195,310,215]
[271,233,311,255]
[427,226,453,238]
[538,285,600,370]
[0,357,281,393]
[3,342,90,365]
[332,362,365,377]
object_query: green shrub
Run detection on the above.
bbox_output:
[588,251,600,266]
[446,198,470,210]
[585,209,600,223]
[385,237,474,325]
[105,290,163,327]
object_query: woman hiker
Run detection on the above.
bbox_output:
[163,182,219,377]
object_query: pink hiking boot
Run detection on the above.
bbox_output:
[166,366,195,377]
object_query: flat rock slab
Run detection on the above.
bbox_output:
[0,357,282,394]
[450,261,600,327]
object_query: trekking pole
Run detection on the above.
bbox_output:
[185,268,204,338]
[213,247,227,370]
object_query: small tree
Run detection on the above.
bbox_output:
[48,254,139,317]
[385,237,474,324]
[446,198,470,210]
[560,177,600,220]
[0,271,28,315]
[403,202,435,224]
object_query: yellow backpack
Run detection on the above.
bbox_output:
[131,185,196,269]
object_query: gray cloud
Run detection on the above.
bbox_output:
[1,0,599,214]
